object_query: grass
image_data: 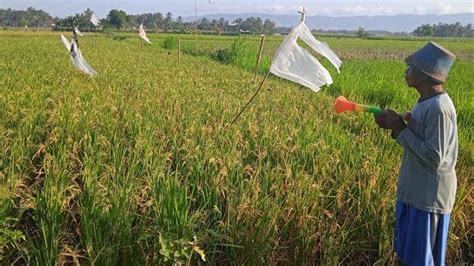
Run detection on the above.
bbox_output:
[0,30,472,264]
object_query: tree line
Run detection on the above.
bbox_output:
[1,7,473,38]
[0,7,276,35]
[413,22,473,38]
[0,7,53,28]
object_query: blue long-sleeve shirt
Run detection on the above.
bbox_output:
[396,92,458,214]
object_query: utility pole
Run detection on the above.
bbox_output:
[194,0,198,47]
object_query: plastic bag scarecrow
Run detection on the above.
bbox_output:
[270,7,341,91]
[90,13,100,27]
[231,7,342,124]
[139,24,152,44]
[60,28,97,76]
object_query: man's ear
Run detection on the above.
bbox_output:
[412,67,431,83]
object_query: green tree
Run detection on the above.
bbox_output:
[154,12,163,30]
[198,17,211,30]
[0,7,52,28]
[263,19,275,35]
[163,12,173,31]
[175,16,184,31]
[356,27,369,38]
[241,17,263,34]
[414,24,434,37]
[465,23,473,37]
[218,18,226,30]
[54,8,96,31]
[106,9,128,29]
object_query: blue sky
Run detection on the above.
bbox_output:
[1,0,473,18]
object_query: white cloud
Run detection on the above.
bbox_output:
[267,5,396,16]
[335,5,396,16]
[435,1,453,14]
[413,6,427,14]
[272,4,285,14]
[412,1,458,15]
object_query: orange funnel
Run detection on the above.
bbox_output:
[334,96,356,113]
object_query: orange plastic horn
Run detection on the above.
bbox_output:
[334,96,356,113]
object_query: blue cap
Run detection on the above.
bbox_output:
[405,42,456,83]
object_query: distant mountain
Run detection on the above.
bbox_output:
[183,13,474,32]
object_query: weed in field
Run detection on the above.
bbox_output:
[162,36,177,50]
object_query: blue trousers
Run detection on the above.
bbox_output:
[394,200,450,266]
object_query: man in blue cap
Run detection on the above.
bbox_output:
[374,42,458,265]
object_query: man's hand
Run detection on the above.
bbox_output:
[374,113,391,129]
[384,109,406,138]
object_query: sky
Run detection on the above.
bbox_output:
[1,0,473,19]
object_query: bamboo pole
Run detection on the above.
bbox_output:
[253,35,266,84]
[230,71,271,126]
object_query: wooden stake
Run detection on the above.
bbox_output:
[230,71,271,126]
[253,35,266,84]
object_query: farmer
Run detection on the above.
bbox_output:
[374,42,458,265]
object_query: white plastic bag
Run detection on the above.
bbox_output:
[73,27,83,37]
[60,34,71,51]
[139,24,152,44]
[60,34,97,76]
[270,19,341,92]
[90,13,100,26]
[69,40,97,76]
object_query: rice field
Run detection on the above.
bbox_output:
[0,30,472,264]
